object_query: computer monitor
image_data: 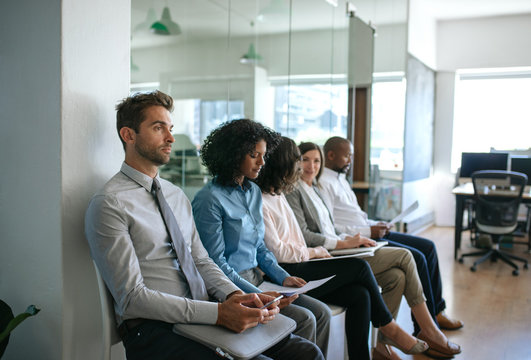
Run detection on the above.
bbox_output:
[510,156,531,185]
[459,152,509,178]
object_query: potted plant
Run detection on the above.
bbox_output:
[0,300,40,358]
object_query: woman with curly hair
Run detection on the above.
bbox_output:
[255,136,433,360]
[191,119,331,356]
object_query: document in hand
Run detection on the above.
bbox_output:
[328,241,388,256]
[258,275,336,297]
[389,201,419,225]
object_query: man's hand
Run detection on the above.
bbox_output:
[337,234,377,249]
[216,293,274,333]
[262,291,298,309]
[370,222,391,239]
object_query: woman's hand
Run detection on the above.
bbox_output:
[283,276,307,287]
[308,246,332,259]
[336,234,377,249]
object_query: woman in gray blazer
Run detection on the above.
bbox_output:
[285,142,461,360]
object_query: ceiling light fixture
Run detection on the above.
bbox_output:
[134,7,157,34]
[240,43,263,64]
[150,7,181,35]
[257,0,288,22]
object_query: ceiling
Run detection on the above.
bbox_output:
[131,0,531,48]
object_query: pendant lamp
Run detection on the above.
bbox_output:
[134,7,157,34]
[240,43,263,64]
[151,7,181,35]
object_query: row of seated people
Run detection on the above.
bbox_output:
[86,90,462,360]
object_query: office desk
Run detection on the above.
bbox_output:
[452,183,531,259]
[352,181,370,193]
[352,181,370,210]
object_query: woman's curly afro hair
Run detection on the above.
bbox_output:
[200,119,281,186]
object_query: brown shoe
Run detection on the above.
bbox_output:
[372,342,402,360]
[417,330,461,356]
[436,312,464,330]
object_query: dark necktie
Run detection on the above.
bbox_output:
[152,178,208,300]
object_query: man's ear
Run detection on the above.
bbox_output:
[326,150,335,161]
[119,127,136,145]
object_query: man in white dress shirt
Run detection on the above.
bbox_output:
[85,90,323,360]
[318,136,463,335]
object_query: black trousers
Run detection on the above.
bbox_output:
[281,257,393,360]
[121,319,324,360]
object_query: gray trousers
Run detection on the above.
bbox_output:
[240,267,331,357]
[363,247,426,319]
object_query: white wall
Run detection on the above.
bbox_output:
[407,0,437,70]
[437,14,531,71]
[432,14,531,226]
[373,23,407,73]
[0,0,129,358]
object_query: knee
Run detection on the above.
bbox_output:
[347,286,371,308]
[315,302,332,326]
[380,268,406,293]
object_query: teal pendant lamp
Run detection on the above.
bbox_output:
[240,43,263,64]
[134,7,157,34]
[151,7,181,35]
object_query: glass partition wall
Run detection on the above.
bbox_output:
[130,0,407,207]
[131,0,350,198]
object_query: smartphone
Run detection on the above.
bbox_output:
[260,295,284,309]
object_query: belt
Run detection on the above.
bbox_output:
[117,319,173,341]
[117,318,147,340]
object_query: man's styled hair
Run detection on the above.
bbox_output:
[298,142,325,181]
[115,90,174,149]
[200,119,281,186]
[256,136,301,195]
[323,136,349,158]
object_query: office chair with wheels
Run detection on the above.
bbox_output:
[459,170,529,276]
[93,261,122,360]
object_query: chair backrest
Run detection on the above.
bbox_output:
[471,170,528,234]
[93,261,121,360]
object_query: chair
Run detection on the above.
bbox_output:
[459,170,530,276]
[326,302,378,360]
[93,261,121,360]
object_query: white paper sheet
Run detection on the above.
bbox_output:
[389,200,419,225]
[258,275,336,297]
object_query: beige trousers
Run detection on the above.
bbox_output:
[363,247,426,319]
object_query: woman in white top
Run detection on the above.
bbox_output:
[255,136,430,360]
[284,141,461,360]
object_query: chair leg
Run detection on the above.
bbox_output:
[495,251,519,271]
[459,250,489,263]
[472,250,495,268]
[499,251,529,267]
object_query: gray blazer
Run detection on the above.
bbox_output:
[285,180,342,248]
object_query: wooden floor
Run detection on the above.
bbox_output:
[393,226,531,360]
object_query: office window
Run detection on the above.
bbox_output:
[451,68,531,172]
[370,77,406,171]
[273,83,348,144]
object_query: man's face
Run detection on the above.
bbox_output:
[330,141,353,173]
[133,106,175,166]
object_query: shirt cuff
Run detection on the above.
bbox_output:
[323,237,338,250]
[189,300,220,324]
[360,227,371,238]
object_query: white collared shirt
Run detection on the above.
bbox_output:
[318,167,377,237]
